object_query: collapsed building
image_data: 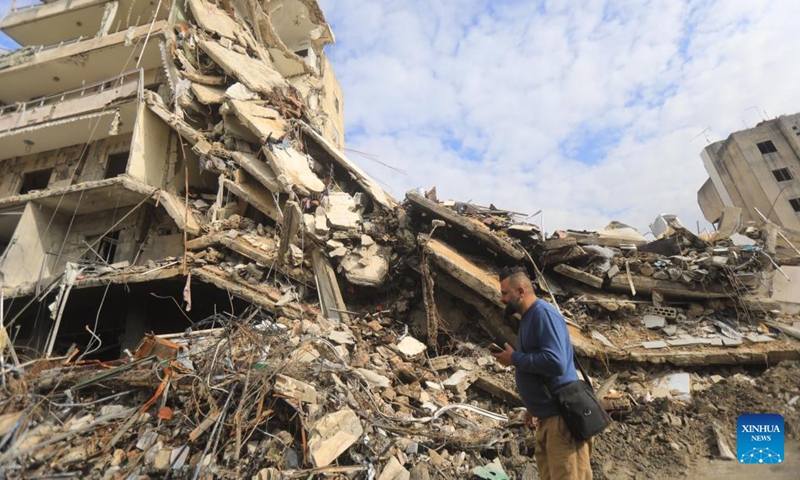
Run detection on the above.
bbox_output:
[0,1,798,479]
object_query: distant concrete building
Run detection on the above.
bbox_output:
[698,114,800,230]
[698,115,800,314]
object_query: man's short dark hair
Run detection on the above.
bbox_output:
[499,265,536,282]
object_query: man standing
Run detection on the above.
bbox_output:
[493,267,592,480]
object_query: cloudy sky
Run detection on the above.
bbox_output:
[315,0,800,234]
[2,1,799,234]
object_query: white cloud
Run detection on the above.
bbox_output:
[319,0,800,234]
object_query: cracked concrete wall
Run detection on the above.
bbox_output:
[52,205,182,270]
[319,54,344,149]
[0,133,135,200]
[0,202,69,288]
[128,103,170,188]
[702,119,800,231]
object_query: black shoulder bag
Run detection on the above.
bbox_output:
[541,355,612,440]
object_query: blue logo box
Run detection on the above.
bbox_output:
[737,414,784,464]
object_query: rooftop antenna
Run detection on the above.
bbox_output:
[746,106,766,121]
[691,127,712,144]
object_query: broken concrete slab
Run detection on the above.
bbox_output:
[472,376,524,407]
[274,375,317,404]
[406,191,525,263]
[443,370,476,394]
[542,237,578,250]
[378,456,410,480]
[307,408,363,468]
[225,83,260,102]
[191,83,226,105]
[278,201,302,264]
[644,315,666,329]
[564,228,648,248]
[608,275,729,300]
[424,238,502,307]
[746,333,775,343]
[199,41,287,95]
[227,99,287,142]
[652,372,691,401]
[554,263,604,289]
[229,152,283,193]
[764,320,800,341]
[223,178,282,223]
[311,250,351,323]
[397,336,427,359]
[300,122,397,211]
[667,336,714,347]
[356,368,391,389]
[188,0,241,39]
[157,190,201,236]
[323,192,362,230]
[340,248,389,287]
[328,329,355,346]
[711,422,736,460]
[263,145,325,196]
[427,273,518,348]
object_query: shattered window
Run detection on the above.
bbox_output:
[791,198,800,213]
[104,151,129,179]
[84,231,120,264]
[772,168,793,182]
[19,168,53,195]
[757,140,778,154]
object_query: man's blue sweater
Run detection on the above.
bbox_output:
[511,299,579,418]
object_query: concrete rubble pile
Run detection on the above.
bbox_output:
[1,181,799,477]
[1,0,800,478]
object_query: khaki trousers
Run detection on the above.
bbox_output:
[534,415,592,480]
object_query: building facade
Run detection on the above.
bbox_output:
[0,0,379,358]
[698,114,800,230]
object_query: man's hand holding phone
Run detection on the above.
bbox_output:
[487,343,504,353]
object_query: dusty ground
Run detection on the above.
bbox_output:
[682,441,800,480]
[587,361,800,480]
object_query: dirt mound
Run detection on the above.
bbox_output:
[586,361,800,480]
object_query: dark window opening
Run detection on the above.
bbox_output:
[793,126,798,130]
[105,152,128,179]
[757,140,778,154]
[772,168,793,182]
[334,96,340,114]
[84,230,120,264]
[295,49,309,58]
[791,198,800,213]
[19,168,53,194]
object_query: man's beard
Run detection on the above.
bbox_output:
[504,302,518,318]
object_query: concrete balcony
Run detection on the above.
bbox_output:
[0,70,142,161]
[0,0,168,47]
[0,19,166,105]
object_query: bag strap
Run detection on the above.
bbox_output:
[539,352,594,399]
[573,353,593,389]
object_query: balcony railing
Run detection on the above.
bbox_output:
[0,69,143,118]
[8,2,40,13]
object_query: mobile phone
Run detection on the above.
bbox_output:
[488,343,504,353]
